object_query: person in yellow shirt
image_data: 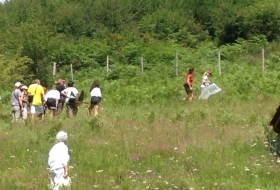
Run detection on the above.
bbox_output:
[28,79,44,123]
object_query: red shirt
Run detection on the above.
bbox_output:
[186,74,193,85]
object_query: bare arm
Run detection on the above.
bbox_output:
[19,94,23,108]
[55,99,58,108]
[187,77,192,89]
[61,90,68,98]
[62,163,69,178]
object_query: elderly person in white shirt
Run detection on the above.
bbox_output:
[87,81,102,117]
[48,131,70,190]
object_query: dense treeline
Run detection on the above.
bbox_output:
[0,0,280,87]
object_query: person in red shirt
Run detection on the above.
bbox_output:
[183,68,194,101]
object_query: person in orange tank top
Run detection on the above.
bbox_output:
[183,68,194,101]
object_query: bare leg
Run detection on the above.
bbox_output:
[94,104,100,117]
[31,114,35,124]
[87,104,94,116]
[189,93,193,101]
[50,110,54,116]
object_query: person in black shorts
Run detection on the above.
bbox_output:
[87,81,102,117]
[55,79,66,116]
[44,88,60,116]
[183,68,194,101]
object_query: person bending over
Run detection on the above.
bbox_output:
[87,81,102,117]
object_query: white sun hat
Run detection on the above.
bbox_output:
[59,176,71,189]
[15,82,21,87]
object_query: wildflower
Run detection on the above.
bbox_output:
[147,169,153,173]
[96,170,103,173]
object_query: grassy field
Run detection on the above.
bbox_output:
[0,90,279,190]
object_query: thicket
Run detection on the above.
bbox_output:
[0,0,280,96]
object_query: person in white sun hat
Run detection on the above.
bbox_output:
[11,82,23,122]
[48,131,71,190]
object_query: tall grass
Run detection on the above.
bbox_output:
[0,86,279,189]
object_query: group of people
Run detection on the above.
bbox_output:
[11,78,102,123]
[183,68,211,101]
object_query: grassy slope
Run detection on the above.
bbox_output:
[0,88,279,189]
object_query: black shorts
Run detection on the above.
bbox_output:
[90,96,101,105]
[183,83,192,95]
[46,98,56,110]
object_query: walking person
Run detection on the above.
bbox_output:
[48,131,70,190]
[44,88,60,117]
[87,81,102,117]
[183,68,194,102]
[61,81,79,118]
[11,82,23,122]
[28,79,45,123]
[55,79,66,116]
[20,85,29,120]
[201,70,211,90]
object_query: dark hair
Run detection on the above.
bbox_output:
[188,68,194,74]
[90,81,99,92]
[67,81,74,87]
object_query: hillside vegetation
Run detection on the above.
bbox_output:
[0,0,280,88]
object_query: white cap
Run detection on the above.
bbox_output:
[15,82,21,87]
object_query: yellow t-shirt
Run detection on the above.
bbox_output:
[28,84,44,105]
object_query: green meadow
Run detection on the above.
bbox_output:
[2,1,280,189]
[0,68,280,190]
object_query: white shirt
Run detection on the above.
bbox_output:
[90,87,102,97]
[48,142,70,170]
[44,89,60,101]
[62,87,78,102]
[201,75,209,88]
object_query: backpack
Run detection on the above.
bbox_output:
[68,91,76,106]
